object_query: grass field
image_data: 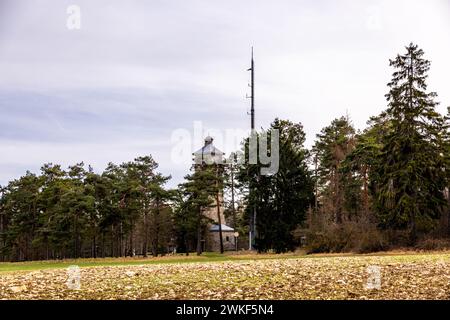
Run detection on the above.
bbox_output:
[1,251,450,299]
[0,252,300,273]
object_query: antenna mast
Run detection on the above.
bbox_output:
[249,47,255,130]
[247,47,257,250]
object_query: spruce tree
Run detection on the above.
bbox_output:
[373,43,447,242]
[238,119,314,253]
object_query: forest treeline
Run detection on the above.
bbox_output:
[1,43,449,261]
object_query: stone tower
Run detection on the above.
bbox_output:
[193,136,226,224]
[192,136,236,251]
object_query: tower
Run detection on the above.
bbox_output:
[193,136,226,224]
[249,47,255,131]
[192,136,235,252]
[247,47,257,250]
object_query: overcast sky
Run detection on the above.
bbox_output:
[0,0,449,187]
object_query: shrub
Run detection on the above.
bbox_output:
[302,217,387,254]
[415,238,450,251]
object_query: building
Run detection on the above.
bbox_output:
[193,136,236,252]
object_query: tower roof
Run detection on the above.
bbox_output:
[193,136,224,165]
[204,136,213,145]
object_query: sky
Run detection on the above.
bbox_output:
[0,0,449,188]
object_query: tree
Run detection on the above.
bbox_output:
[84,169,107,258]
[173,190,197,255]
[147,174,173,257]
[238,119,314,253]
[179,167,218,255]
[223,152,245,239]
[341,116,388,219]
[0,155,175,261]
[443,107,450,234]
[0,172,42,261]
[100,156,172,257]
[312,116,356,223]
[372,43,447,242]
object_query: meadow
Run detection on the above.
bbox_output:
[1,251,450,299]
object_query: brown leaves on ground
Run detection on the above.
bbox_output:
[1,253,450,300]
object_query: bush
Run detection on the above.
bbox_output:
[302,218,387,254]
[415,238,450,251]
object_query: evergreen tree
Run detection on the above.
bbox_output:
[238,119,314,253]
[0,172,42,261]
[173,190,197,255]
[84,169,107,258]
[443,107,450,234]
[223,152,245,235]
[341,116,388,219]
[373,43,447,242]
[312,116,355,223]
[147,173,173,257]
[179,167,219,255]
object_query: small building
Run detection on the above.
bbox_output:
[209,224,236,251]
[193,136,236,252]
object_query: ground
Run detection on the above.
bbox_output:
[1,251,450,299]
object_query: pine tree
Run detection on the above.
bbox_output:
[341,116,388,219]
[312,116,355,223]
[179,167,218,255]
[173,190,196,255]
[373,43,447,242]
[0,172,42,261]
[147,173,173,257]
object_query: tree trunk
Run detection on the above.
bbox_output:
[216,191,224,254]
[143,211,148,257]
[314,154,319,213]
[362,165,369,217]
[92,235,97,258]
[152,199,160,257]
[409,201,417,245]
[231,167,237,228]
[74,214,79,259]
[185,235,189,256]
[335,172,343,224]
[196,207,202,256]
[119,222,123,257]
[110,226,114,257]
[45,237,49,260]
[101,232,105,258]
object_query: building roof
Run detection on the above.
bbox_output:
[193,143,224,157]
[209,224,234,232]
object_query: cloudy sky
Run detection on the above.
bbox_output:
[0,0,449,187]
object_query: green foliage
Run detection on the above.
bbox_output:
[176,166,222,255]
[340,116,388,219]
[312,116,356,222]
[371,43,447,242]
[0,156,173,261]
[238,119,314,253]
